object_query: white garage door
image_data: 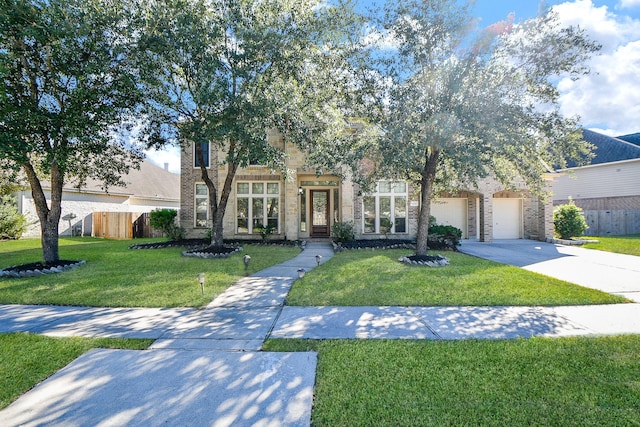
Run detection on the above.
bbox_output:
[430,198,468,238]
[493,198,522,239]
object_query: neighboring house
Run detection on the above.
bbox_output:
[618,133,640,147]
[553,129,640,236]
[16,160,180,238]
[180,130,553,242]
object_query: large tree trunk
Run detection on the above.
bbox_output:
[23,162,63,264]
[415,147,440,256]
[196,139,239,248]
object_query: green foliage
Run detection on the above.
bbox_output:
[369,1,600,254]
[286,249,623,307]
[0,196,26,240]
[140,0,367,245]
[0,238,300,307]
[0,0,150,262]
[428,224,462,249]
[331,221,355,243]
[554,200,589,239]
[254,223,276,242]
[582,234,640,257]
[266,338,640,426]
[149,209,184,241]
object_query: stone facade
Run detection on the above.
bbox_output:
[180,132,554,242]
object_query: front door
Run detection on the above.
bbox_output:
[310,190,330,237]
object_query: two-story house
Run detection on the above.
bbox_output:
[180,130,553,242]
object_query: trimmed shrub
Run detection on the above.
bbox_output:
[0,195,27,240]
[428,224,462,250]
[332,221,355,243]
[149,209,185,241]
[554,200,588,239]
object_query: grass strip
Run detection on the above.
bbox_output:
[582,234,640,257]
[286,250,626,306]
[264,337,640,426]
[0,333,152,409]
[0,238,299,307]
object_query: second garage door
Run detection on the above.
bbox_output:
[493,198,522,239]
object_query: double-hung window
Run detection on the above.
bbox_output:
[237,182,280,234]
[194,183,209,227]
[363,181,407,234]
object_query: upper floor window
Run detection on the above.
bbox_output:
[194,142,210,168]
[363,181,407,234]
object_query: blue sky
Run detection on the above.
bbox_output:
[147,0,640,173]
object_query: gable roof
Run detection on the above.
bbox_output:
[617,132,640,147]
[577,129,640,166]
[68,160,180,201]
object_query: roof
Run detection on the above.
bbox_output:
[68,160,180,201]
[569,129,640,168]
[617,132,640,147]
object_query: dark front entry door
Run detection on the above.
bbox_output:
[310,190,330,237]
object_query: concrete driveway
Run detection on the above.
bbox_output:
[458,239,640,302]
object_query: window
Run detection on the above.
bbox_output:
[194,142,210,168]
[362,181,407,234]
[194,183,209,227]
[236,182,280,234]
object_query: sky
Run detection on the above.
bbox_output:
[146,0,640,173]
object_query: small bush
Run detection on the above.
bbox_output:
[554,200,588,239]
[332,221,355,243]
[428,224,462,250]
[255,223,276,241]
[149,209,184,241]
[0,195,26,240]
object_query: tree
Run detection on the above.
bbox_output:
[370,0,599,255]
[141,0,367,247]
[0,0,149,263]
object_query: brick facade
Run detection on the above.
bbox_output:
[180,132,554,242]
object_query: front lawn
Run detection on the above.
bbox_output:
[0,333,152,409]
[264,337,640,426]
[582,234,640,257]
[286,250,626,306]
[0,238,300,307]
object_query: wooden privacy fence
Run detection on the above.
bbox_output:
[93,212,133,239]
[92,212,164,239]
[582,210,640,236]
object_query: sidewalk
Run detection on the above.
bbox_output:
[1,240,640,426]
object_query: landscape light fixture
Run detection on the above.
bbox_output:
[315,255,322,266]
[198,273,205,296]
[243,255,251,271]
[297,268,305,278]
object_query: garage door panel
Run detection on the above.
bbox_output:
[493,198,522,239]
[430,198,468,238]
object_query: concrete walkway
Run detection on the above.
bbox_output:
[1,240,640,425]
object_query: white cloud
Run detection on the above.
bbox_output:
[619,0,640,8]
[144,146,181,174]
[553,0,640,135]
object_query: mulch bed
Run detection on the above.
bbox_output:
[0,260,86,278]
[182,245,243,259]
[333,239,416,251]
[129,238,304,250]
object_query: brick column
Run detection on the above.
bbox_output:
[479,195,493,242]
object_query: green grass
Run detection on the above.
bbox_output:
[286,250,627,306]
[582,234,640,257]
[0,333,152,409]
[0,237,300,307]
[264,337,640,426]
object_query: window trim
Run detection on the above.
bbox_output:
[194,182,209,228]
[236,181,280,235]
[362,181,408,234]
